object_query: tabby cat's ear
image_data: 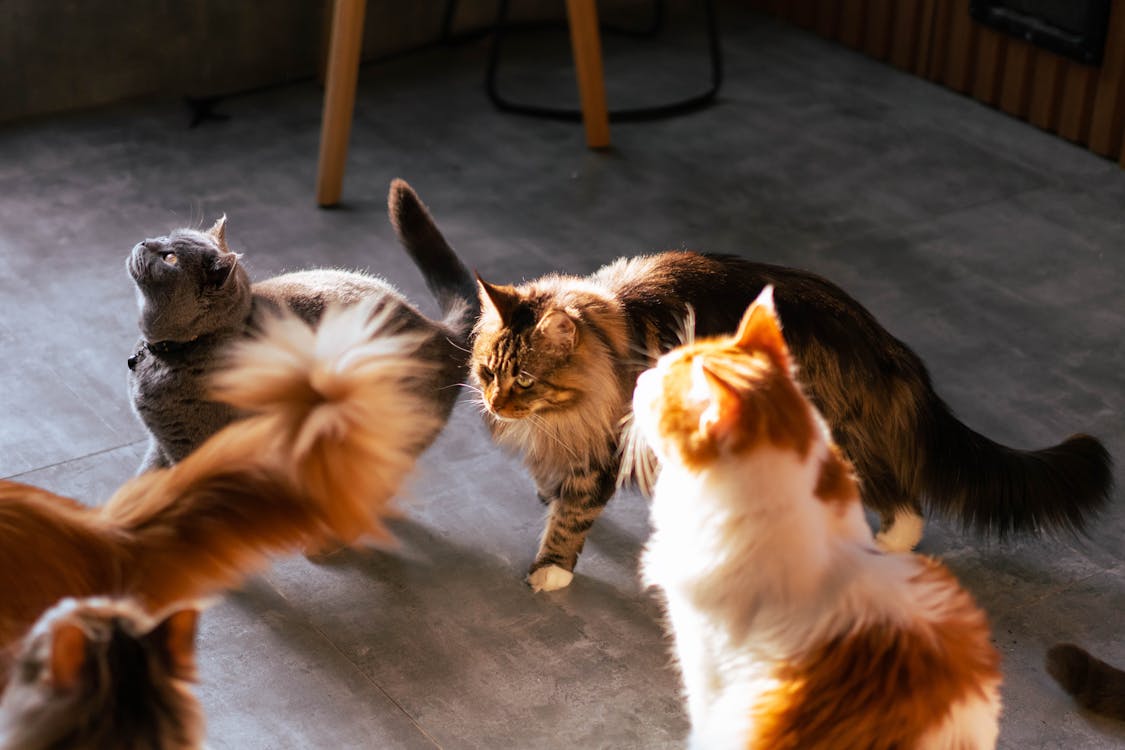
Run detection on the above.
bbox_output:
[48,622,88,690]
[206,252,239,288]
[476,274,520,324]
[733,285,789,366]
[206,214,228,250]
[535,309,577,352]
[149,607,199,681]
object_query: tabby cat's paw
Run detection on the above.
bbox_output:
[527,564,574,592]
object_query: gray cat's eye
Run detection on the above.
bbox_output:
[162,252,178,266]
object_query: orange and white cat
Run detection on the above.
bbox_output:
[634,287,1002,749]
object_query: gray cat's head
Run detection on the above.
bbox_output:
[127,215,252,342]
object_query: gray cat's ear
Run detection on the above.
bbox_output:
[206,214,228,249]
[206,251,239,288]
[535,309,577,352]
[148,606,199,681]
[48,622,88,690]
[476,274,520,324]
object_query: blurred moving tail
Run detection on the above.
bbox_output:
[103,301,440,610]
[387,178,478,334]
[1046,643,1125,721]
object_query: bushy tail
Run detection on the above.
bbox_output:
[387,178,478,334]
[921,399,1113,537]
[102,302,440,610]
[1046,643,1125,721]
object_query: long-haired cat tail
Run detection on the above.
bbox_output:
[1047,643,1125,721]
[0,597,203,750]
[0,301,440,685]
[635,287,1002,749]
[470,251,1112,591]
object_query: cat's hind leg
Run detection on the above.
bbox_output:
[527,467,616,592]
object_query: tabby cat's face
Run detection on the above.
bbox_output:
[470,281,583,421]
[126,216,248,341]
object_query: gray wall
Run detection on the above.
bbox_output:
[0,0,563,123]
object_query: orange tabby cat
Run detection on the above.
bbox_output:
[635,287,1002,749]
[0,301,441,686]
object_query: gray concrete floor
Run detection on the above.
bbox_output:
[2,5,1124,748]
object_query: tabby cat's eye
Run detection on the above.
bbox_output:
[478,366,494,383]
[515,373,535,388]
[162,252,178,266]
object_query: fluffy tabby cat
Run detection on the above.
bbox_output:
[0,299,441,687]
[470,251,1112,591]
[636,287,1002,749]
[1047,643,1125,721]
[127,178,474,473]
[0,598,202,750]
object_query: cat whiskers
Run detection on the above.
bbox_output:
[618,410,658,493]
[526,412,582,463]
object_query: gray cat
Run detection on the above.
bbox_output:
[127,179,475,474]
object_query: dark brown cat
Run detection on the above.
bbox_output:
[0,598,202,750]
[470,251,1112,591]
[1047,643,1125,721]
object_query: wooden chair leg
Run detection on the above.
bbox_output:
[565,0,611,148]
[316,0,367,207]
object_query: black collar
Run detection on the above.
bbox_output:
[144,338,200,355]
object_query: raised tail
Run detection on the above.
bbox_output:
[920,399,1113,537]
[387,178,478,334]
[1046,643,1125,721]
[102,301,441,609]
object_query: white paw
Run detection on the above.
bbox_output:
[875,508,925,552]
[527,564,574,592]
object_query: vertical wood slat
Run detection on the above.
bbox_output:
[1028,51,1066,132]
[971,27,1006,105]
[788,0,817,29]
[863,0,894,61]
[925,0,953,81]
[942,0,976,92]
[889,2,921,71]
[839,0,867,50]
[998,39,1033,118]
[1058,63,1099,144]
[1088,0,1125,157]
[912,0,937,75]
[814,0,841,40]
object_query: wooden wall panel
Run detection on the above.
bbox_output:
[970,28,1006,106]
[749,0,1125,162]
[863,0,894,61]
[998,39,1033,118]
[814,0,841,40]
[1028,51,1065,133]
[912,0,936,75]
[941,1,975,92]
[1088,0,1125,156]
[838,0,866,50]
[1058,64,1098,144]
[889,2,921,72]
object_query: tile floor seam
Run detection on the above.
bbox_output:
[2,438,146,481]
[262,578,446,750]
